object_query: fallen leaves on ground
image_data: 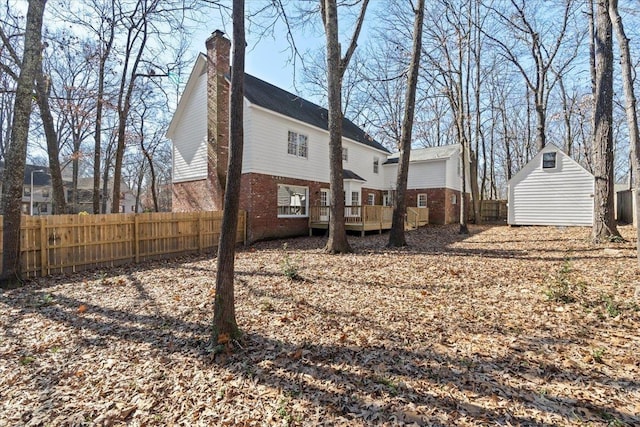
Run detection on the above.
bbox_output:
[1,224,639,426]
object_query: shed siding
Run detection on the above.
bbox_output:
[508,148,594,226]
[172,74,207,183]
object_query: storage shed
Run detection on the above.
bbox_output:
[508,144,594,226]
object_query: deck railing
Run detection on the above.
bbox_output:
[407,207,429,228]
[310,205,394,225]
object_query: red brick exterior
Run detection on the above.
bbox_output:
[404,188,463,224]
[205,30,230,209]
[240,173,330,242]
[172,180,216,212]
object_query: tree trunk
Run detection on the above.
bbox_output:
[322,0,348,253]
[211,0,245,347]
[1,0,47,287]
[592,0,620,242]
[609,0,640,258]
[93,5,115,214]
[388,0,424,247]
[35,57,66,214]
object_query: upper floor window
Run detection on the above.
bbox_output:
[373,156,380,174]
[288,131,308,158]
[542,152,557,169]
[342,147,349,162]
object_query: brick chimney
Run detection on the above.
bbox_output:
[205,30,231,208]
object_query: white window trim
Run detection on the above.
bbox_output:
[373,156,380,174]
[542,152,557,170]
[277,184,309,218]
[367,193,375,205]
[287,131,309,159]
[342,147,348,162]
[417,193,428,208]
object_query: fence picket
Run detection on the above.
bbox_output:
[0,211,244,278]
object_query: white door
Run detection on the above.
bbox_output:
[320,189,330,221]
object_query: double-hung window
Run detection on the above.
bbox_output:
[342,147,349,162]
[417,193,427,208]
[373,157,380,174]
[277,184,308,217]
[288,131,308,158]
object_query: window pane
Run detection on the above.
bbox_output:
[342,148,348,161]
[288,131,297,155]
[298,134,308,158]
[277,184,308,216]
[418,194,427,207]
[542,152,556,169]
[373,157,379,174]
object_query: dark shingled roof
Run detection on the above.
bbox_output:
[343,169,366,181]
[243,73,389,153]
[0,162,51,185]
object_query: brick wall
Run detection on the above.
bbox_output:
[241,173,329,242]
[404,188,462,224]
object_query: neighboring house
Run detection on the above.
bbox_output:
[0,162,138,215]
[67,177,139,214]
[508,144,595,226]
[0,163,53,215]
[168,30,468,242]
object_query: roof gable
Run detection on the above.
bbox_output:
[167,54,389,154]
[508,144,593,187]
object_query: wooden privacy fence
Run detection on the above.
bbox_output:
[479,200,507,222]
[0,211,246,278]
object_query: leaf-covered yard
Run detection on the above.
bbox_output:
[1,224,639,426]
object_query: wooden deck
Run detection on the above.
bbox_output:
[309,205,428,236]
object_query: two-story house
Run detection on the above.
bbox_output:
[168,30,468,242]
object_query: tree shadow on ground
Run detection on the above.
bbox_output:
[2,284,637,426]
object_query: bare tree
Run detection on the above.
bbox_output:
[211,0,245,348]
[486,0,580,152]
[320,0,369,254]
[34,48,66,213]
[592,0,620,242]
[1,0,47,286]
[609,0,639,257]
[388,0,424,247]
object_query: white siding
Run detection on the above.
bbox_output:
[384,160,447,190]
[172,74,207,183]
[243,105,388,188]
[508,147,594,226]
[445,150,462,191]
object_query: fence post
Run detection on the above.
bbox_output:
[198,214,203,254]
[134,215,140,263]
[40,217,47,277]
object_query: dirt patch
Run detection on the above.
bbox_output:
[1,224,639,426]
